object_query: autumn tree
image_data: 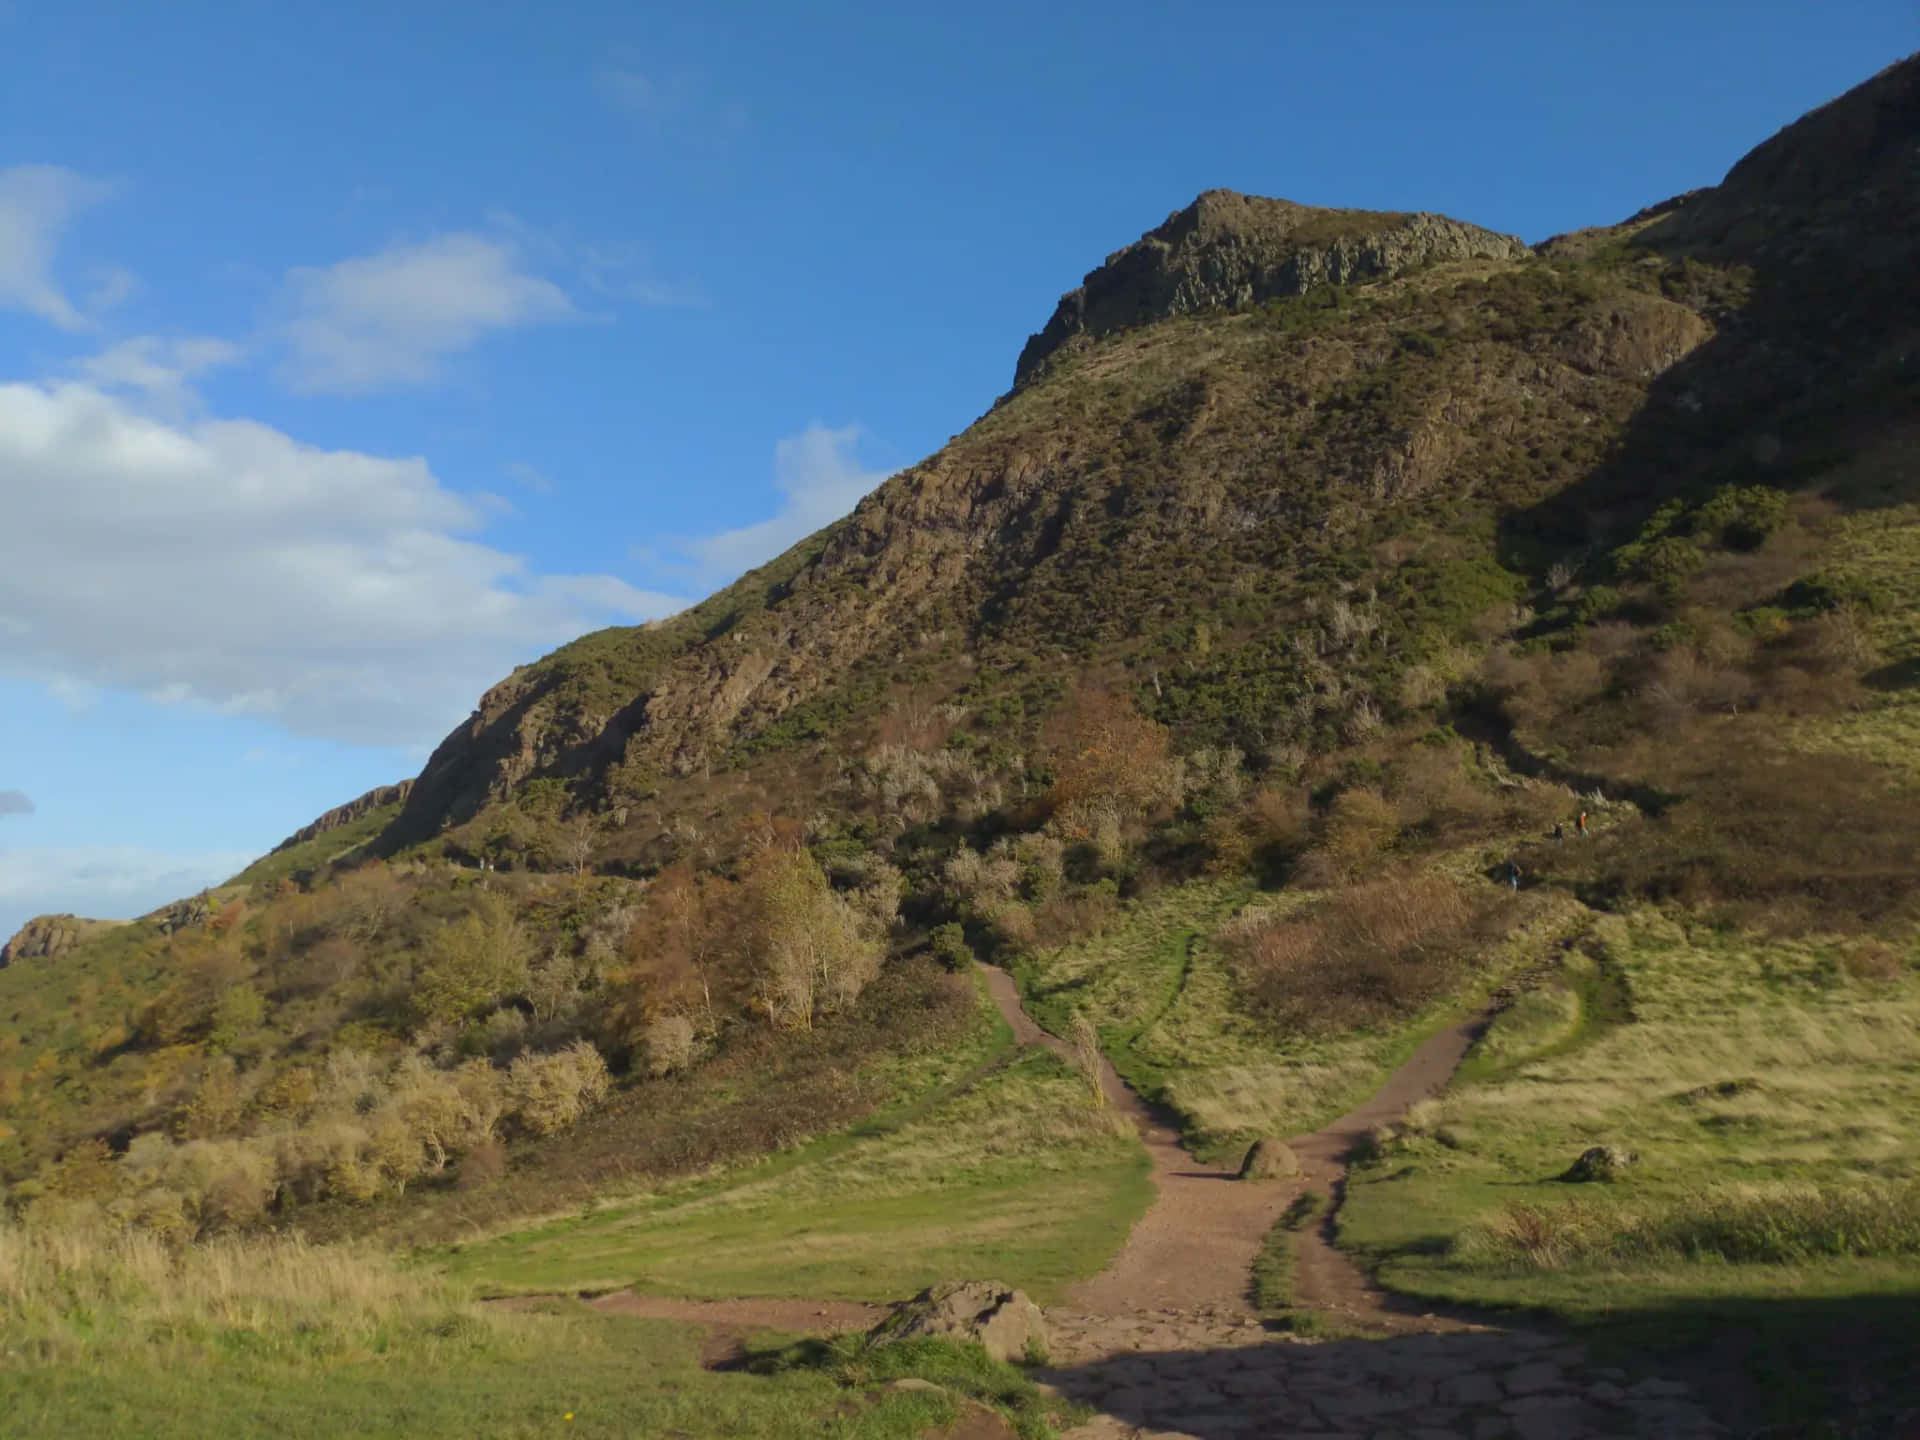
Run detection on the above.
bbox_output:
[743,841,880,1032]
[1043,683,1174,850]
[412,892,533,1028]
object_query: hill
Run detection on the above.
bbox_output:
[3,51,1916,1315]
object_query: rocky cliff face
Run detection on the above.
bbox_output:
[270,780,415,854]
[1012,190,1529,388]
[374,54,1917,865]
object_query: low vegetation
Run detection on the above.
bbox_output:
[442,1047,1147,1304]
[0,1219,1032,1439]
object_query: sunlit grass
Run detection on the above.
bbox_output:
[440,1049,1149,1304]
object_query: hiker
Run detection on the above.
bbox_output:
[1576,810,1590,838]
[1507,859,1521,892]
[1552,822,1565,843]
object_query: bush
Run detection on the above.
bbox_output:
[929,923,973,972]
[642,1014,697,1077]
[1692,483,1789,550]
[505,1042,611,1138]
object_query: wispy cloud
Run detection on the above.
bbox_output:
[485,209,701,308]
[504,460,553,493]
[0,379,686,747]
[278,233,575,394]
[594,64,748,144]
[77,334,243,416]
[0,789,32,818]
[0,165,123,330]
[657,423,891,588]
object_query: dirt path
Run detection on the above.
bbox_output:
[980,963,1486,1330]
[979,964,1299,1317]
[1284,1016,1492,1330]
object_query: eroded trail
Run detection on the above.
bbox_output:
[978,964,1297,1318]
[978,964,1484,1331]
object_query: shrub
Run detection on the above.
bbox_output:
[642,1014,697,1077]
[505,1042,611,1138]
[1692,483,1789,550]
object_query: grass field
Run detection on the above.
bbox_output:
[1012,875,1585,1161]
[1337,908,1920,1427]
[440,1045,1149,1304]
[0,1222,1070,1440]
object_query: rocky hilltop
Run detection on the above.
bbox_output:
[359,54,1920,872]
[1013,190,1529,387]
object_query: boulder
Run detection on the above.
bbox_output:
[1561,1145,1639,1183]
[1237,1138,1302,1181]
[867,1281,1047,1364]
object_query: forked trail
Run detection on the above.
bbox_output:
[977,963,1485,1331]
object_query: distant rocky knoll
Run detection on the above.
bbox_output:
[1,913,125,968]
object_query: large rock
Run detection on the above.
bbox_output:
[1237,1138,1303,1181]
[1561,1145,1639,1183]
[867,1281,1048,1364]
[0,913,122,968]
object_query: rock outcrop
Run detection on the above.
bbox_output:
[270,779,414,854]
[1012,189,1528,387]
[1,913,123,967]
[868,1281,1048,1363]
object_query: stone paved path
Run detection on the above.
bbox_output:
[1033,1318,1723,1439]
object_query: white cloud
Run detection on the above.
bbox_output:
[0,843,258,933]
[0,379,686,747]
[279,233,574,393]
[672,424,891,584]
[78,334,243,415]
[0,165,118,330]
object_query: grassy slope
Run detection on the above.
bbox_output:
[441,1042,1149,1304]
[224,801,405,892]
[1012,868,1587,1162]
[1337,910,1920,1424]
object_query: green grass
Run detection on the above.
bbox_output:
[439,1048,1150,1304]
[1250,1190,1325,1317]
[224,801,405,892]
[1335,908,1920,1422]
[1013,876,1587,1161]
[0,1223,1036,1440]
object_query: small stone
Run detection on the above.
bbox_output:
[1472,1418,1513,1440]
[1587,1381,1626,1403]
[1560,1145,1639,1183]
[1627,1378,1694,1400]
[1440,1373,1504,1407]
[885,1376,944,1394]
[1502,1362,1568,1396]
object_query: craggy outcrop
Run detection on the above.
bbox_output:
[269,780,415,854]
[1,913,123,968]
[1012,189,1528,388]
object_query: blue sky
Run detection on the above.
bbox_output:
[1,1,1912,938]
